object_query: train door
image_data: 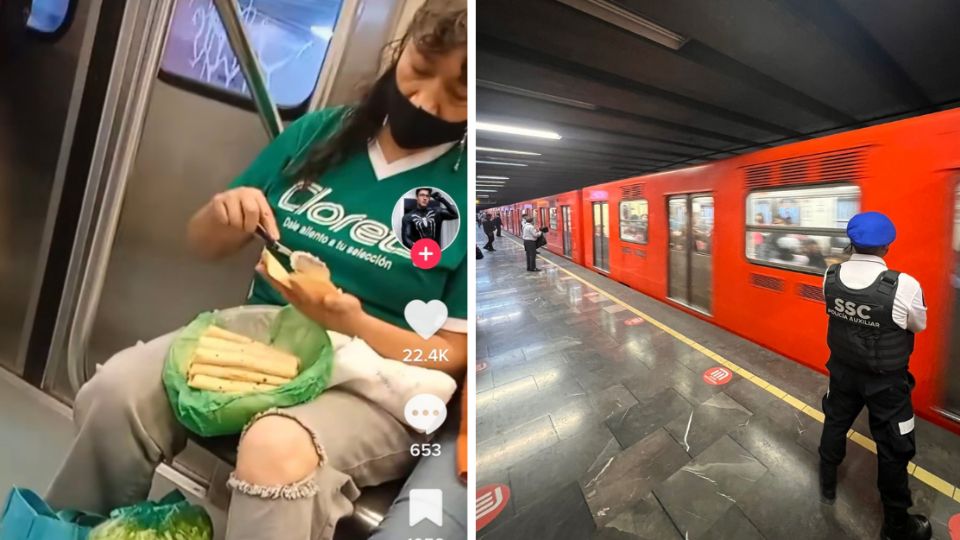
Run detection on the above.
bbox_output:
[0,0,98,376]
[561,205,572,257]
[592,201,609,271]
[667,194,714,313]
[944,183,960,418]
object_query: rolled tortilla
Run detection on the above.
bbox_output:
[289,272,339,298]
[193,347,298,378]
[261,249,291,287]
[188,363,292,386]
[198,336,298,363]
[204,326,255,344]
[188,374,278,393]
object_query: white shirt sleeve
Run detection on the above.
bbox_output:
[894,273,927,333]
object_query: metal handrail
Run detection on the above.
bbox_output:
[64,0,284,392]
[66,0,175,392]
[211,0,283,140]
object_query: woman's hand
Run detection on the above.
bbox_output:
[209,187,280,240]
[257,262,367,337]
[187,187,280,260]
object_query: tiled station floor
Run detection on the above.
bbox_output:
[475,233,960,540]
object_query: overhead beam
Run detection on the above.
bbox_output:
[481,34,805,138]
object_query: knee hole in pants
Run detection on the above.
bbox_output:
[228,409,326,499]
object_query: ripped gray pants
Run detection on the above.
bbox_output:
[45,331,420,540]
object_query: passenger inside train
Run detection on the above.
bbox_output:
[0,0,466,539]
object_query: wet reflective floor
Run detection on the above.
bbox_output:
[476,234,960,540]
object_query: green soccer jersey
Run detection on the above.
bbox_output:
[229,107,467,332]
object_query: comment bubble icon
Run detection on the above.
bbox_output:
[404,394,447,434]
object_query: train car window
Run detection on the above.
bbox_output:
[27,0,73,34]
[159,0,344,110]
[549,207,558,230]
[620,200,649,244]
[692,198,714,255]
[745,184,860,274]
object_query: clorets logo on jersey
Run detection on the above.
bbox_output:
[277,184,410,267]
[828,298,881,328]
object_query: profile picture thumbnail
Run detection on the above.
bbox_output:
[392,187,461,251]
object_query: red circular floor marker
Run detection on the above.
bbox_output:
[949,514,960,540]
[476,483,511,530]
[624,317,645,326]
[411,239,442,269]
[702,366,733,385]
[477,361,488,373]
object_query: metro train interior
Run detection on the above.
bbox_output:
[476,1,960,539]
[1,0,430,537]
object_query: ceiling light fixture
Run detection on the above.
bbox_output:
[556,0,687,50]
[477,146,542,156]
[477,160,528,167]
[477,182,507,185]
[477,121,562,140]
[477,80,598,110]
[478,175,510,180]
[477,189,498,193]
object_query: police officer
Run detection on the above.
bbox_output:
[819,212,930,540]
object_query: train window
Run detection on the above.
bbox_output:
[745,184,860,274]
[159,0,344,109]
[620,200,649,244]
[953,182,960,290]
[549,207,558,230]
[27,0,73,34]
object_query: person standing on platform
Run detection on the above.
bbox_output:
[493,212,503,237]
[818,211,931,540]
[521,215,541,272]
[481,212,496,251]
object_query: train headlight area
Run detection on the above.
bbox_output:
[477,1,960,538]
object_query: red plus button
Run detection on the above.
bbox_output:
[411,239,442,269]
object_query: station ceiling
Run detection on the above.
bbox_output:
[476,0,960,208]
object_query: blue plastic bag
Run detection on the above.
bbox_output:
[0,487,104,540]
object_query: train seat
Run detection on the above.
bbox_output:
[185,432,402,538]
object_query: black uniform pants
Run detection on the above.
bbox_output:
[484,232,495,250]
[496,225,502,237]
[523,239,537,270]
[818,361,916,513]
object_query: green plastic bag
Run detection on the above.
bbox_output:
[88,490,212,540]
[163,305,334,437]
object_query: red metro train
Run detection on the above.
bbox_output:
[496,108,960,434]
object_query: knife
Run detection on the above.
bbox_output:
[255,224,292,257]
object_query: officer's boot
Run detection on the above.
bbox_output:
[819,461,837,504]
[881,509,932,540]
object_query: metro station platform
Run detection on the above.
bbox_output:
[475,234,960,540]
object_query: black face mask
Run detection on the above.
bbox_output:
[384,67,466,149]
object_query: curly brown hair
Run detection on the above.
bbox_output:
[290,0,467,182]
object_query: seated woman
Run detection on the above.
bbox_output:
[45,1,467,539]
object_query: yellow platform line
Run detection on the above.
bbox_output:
[503,236,960,501]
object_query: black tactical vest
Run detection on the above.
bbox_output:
[824,264,914,372]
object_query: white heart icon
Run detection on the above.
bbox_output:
[404,300,448,340]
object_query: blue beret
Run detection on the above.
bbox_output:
[847,212,896,248]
